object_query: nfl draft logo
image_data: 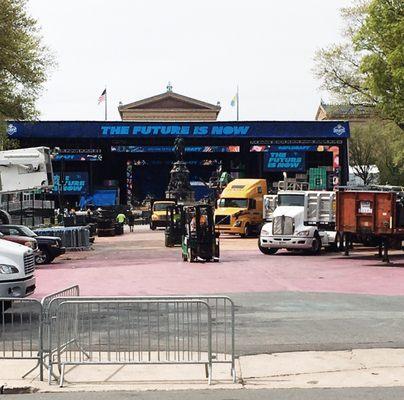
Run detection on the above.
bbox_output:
[333,124,346,136]
[7,124,17,136]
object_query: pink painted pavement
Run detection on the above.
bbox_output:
[33,227,404,298]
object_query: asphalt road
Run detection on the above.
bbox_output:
[5,388,404,400]
[231,291,404,354]
[4,290,404,356]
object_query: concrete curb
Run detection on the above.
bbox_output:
[2,348,404,392]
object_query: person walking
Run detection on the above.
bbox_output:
[127,210,135,232]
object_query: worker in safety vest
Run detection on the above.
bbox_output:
[173,211,181,225]
[116,213,126,225]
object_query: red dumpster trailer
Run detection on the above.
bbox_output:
[336,189,404,262]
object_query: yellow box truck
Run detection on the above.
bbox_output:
[214,179,267,237]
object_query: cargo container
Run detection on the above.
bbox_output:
[336,189,404,262]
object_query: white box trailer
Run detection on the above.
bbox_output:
[259,191,338,255]
[305,191,335,225]
[263,192,335,223]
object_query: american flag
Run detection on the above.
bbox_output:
[98,89,106,104]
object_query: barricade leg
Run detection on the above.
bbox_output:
[208,363,212,385]
[60,364,66,387]
[48,363,53,385]
[21,358,42,380]
[40,356,44,381]
[231,365,237,383]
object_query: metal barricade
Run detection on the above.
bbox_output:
[34,227,91,250]
[41,285,80,313]
[46,294,236,381]
[49,299,212,387]
[0,289,235,386]
[41,286,80,376]
[0,298,43,380]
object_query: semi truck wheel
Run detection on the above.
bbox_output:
[240,223,251,238]
[258,239,278,255]
[342,233,351,254]
[333,232,343,252]
[311,233,322,255]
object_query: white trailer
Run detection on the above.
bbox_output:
[259,191,337,255]
[0,146,53,193]
[0,147,54,298]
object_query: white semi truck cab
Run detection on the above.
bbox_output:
[0,146,54,297]
[259,191,337,255]
[0,239,35,297]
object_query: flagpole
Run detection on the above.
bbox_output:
[236,85,239,121]
[105,86,107,121]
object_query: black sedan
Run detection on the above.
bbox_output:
[0,225,66,265]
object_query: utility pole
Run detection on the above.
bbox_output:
[105,86,108,121]
[237,85,239,121]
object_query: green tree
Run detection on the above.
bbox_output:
[350,120,404,185]
[355,0,404,127]
[349,123,380,185]
[0,0,54,145]
[314,0,404,128]
[376,121,404,185]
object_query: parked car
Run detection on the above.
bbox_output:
[0,231,39,253]
[0,225,65,265]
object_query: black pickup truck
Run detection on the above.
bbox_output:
[0,225,65,265]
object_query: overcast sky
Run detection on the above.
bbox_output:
[28,0,351,122]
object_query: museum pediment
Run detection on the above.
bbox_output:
[119,91,220,112]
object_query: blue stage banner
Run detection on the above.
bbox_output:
[7,121,350,139]
[52,172,89,194]
[111,145,240,153]
[54,154,102,161]
[264,151,306,172]
[269,145,317,151]
[251,145,318,152]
